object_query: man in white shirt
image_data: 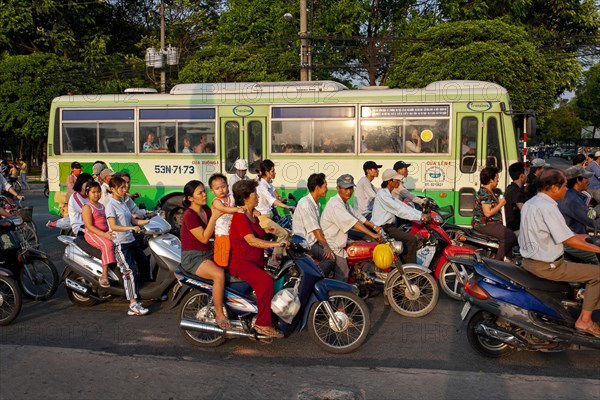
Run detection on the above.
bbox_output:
[229,159,249,193]
[292,173,335,277]
[519,169,600,338]
[371,169,427,264]
[99,168,115,205]
[321,174,382,281]
[353,161,381,219]
[392,161,424,206]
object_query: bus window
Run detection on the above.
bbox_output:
[460,116,478,173]
[248,121,263,171]
[62,124,97,153]
[271,106,356,154]
[486,116,502,171]
[99,123,134,153]
[179,122,216,154]
[225,121,240,172]
[140,124,174,153]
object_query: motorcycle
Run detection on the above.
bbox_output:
[176,234,371,354]
[0,267,21,326]
[454,253,600,357]
[0,195,39,248]
[408,199,479,301]
[0,215,58,300]
[59,216,181,307]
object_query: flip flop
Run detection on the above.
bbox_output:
[99,277,110,288]
[575,322,600,339]
[216,319,232,330]
[255,325,284,338]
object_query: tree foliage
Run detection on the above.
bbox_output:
[575,62,600,133]
[543,102,586,143]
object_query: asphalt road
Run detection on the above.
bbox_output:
[1,180,598,400]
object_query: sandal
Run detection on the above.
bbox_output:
[255,325,284,338]
[98,277,110,288]
[575,322,600,338]
[216,319,232,330]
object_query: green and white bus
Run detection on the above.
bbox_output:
[46,80,532,226]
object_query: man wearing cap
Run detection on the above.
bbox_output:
[585,151,600,203]
[99,168,115,205]
[321,174,383,281]
[519,169,600,338]
[92,161,106,183]
[354,161,382,219]
[66,161,82,192]
[524,158,549,201]
[557,165,600,264]
[292,173,336,277]
[392,161,424,206]
[372,169,428,264]
[229,159,249,193]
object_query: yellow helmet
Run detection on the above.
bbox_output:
[373,244,394,270]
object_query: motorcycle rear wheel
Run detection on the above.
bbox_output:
[0,276,22,326]
[178,290,225,347]
[308,290,371,354]
[438,261,472,301]
[467,311,514,358]
[65,272,99,307]
[19,256,59,301]
[385,267,439,317]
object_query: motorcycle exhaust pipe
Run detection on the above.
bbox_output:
[180,319,271,340]
[64,278,91,295]
[477,323,527,348]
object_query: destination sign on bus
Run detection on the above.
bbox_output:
[362,105,450,118]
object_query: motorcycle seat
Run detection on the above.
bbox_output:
[74,235,103,260]
[464,228,500,244]
[176,267,246,284]
[484,258,571,293]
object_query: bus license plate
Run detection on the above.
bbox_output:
[460,302,471,320]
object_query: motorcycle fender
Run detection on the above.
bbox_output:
[22,248,49,259]
[0,267,14,278]
[166,284,191,310]
[313,278,354,302]
[399,263,431,274]
[433,245,477,279]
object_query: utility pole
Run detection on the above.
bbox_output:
[160,0,166,93]
[299,0,311,81]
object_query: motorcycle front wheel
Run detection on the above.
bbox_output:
[178,290,225,347]
[438,261,472,301]
[19,256,59,300]
[467,311,514,358]
[385,267,439,317]
[19,222,39,249]
[308,290,371,354]
[0,276,22,326]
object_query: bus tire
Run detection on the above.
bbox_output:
[162,195,185,229]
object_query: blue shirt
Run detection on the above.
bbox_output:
[371,188,422,227]
[105,197,135,245]
[557,188,600,234]
[586,161,600,190]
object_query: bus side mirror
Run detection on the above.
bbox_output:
[526,111,537,137]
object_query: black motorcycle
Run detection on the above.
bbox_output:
[0,215,58,300]
[0,267,21,326]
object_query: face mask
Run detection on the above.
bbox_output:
[73,169,82,176]
[236,170,246,178]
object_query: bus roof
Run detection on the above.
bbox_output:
[51,80,508,104]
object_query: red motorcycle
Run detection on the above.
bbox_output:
[408,199,477,300]
[346,238,389,298]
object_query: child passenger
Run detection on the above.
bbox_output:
[209,173,242,267]
[82,181,115,288]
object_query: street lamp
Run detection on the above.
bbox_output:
[284,0,311,81]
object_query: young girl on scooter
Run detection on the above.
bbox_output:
[82,181,115,288]
[209,173,242,267]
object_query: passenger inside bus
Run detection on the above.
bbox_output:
[181,136,192,153]
[405,127,422,153]
[142,131,168,153]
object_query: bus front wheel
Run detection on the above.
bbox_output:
[161,195,185,230]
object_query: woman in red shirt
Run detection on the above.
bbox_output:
[230,180,289,338]
[180,180,229,328]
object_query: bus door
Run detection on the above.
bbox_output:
[455,111,505,221]
[219,117,266,178]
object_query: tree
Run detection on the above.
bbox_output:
[575,62,600,136]
[385,20,579,123]
[543,102,586,143]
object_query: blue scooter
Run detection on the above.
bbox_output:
[453,254,600,357]
[175,235,371,354]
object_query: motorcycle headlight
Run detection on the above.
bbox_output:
[391,240,404,255]
[433,214,444,225]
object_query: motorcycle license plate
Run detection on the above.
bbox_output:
[460,302,471,320]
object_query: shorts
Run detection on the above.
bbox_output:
[181,249,214,274]
[213,234,231,267]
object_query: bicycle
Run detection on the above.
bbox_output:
[0,195,39,248]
